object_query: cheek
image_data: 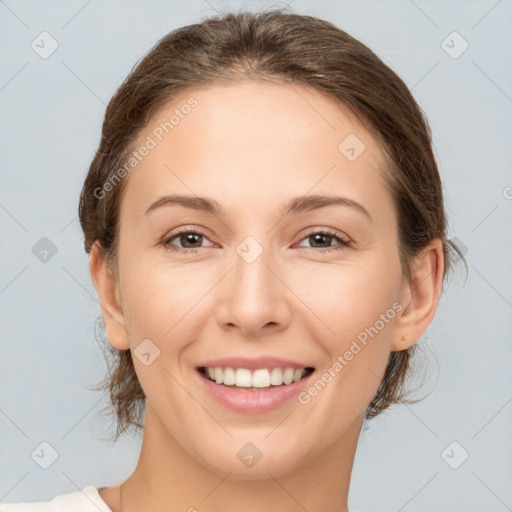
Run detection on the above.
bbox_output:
[303,260,399,336]
[297,258,402,394]
[120,253,212,346]
[297,264,399,420]
[118,259,204,396]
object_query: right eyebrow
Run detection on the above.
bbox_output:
[145,195,222,216]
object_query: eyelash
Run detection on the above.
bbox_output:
[161,228,351,254]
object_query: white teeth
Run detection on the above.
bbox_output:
[223,367,235,385]
[269,367,283,385]
[293,368,304,383]
[283,368,295,385]
[203,366,309,388]
[235,368,252,387]
[252,369,271,388]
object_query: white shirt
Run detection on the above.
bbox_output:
[0,486,112,512]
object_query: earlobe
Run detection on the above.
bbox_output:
[89,242,130,351]
[390,239,444,351]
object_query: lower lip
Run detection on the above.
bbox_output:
[196,369,314,414]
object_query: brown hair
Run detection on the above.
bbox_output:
[79,7,467,443]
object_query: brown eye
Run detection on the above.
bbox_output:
[296,230,350,252]
[162,229,213,252]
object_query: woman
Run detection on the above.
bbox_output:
[1,8,465,512]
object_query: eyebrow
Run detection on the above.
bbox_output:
[144,194,372,221]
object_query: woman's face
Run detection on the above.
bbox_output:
[107,80,411,477]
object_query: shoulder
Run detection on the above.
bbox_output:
[0,486,112,512]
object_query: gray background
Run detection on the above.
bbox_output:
[1,1,511,511]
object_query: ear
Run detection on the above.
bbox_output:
[89,241,130,350]
[390,239,444,351]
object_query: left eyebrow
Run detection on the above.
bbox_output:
[282,194,372,221]
[144,194,372,222]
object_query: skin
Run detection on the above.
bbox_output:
[90,80,444,512]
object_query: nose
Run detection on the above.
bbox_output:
[214,241,292,338]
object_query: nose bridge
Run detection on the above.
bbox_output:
[232,233,278,307]
[214,231,290,333]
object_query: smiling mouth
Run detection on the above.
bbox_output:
[198,366,315,390]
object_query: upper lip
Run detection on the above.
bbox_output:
[197,356,315,371]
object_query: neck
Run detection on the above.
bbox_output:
[118,404,362,512]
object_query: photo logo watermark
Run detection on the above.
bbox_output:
[297,301,403,405]
[441,441,469,469]
[93,96,198,200]
[237,441,263,468]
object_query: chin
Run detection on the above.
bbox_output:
[198,445,307,481]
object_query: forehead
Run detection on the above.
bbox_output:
[120,80,394,224]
